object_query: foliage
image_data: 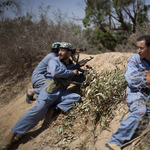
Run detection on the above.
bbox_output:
[0,0,23,20]
[115,22,150,52]
[55,68,128,148]
[81,68,127,125]
[0,0,13,14]
[83,0,150,51]
[0,4,93,72]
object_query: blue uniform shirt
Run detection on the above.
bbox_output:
[125,54,150,94]
[44,57,85,87]
[31,53,56,85]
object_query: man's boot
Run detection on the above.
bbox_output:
[0,130,16,149]
[105,143,121,150]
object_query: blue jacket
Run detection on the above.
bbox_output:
[44,57,85,88]
[125,54,150,97]
[31,53,56,84]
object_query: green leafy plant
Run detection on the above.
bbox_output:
[55,68,128,148]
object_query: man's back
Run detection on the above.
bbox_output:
[31,53,56,84]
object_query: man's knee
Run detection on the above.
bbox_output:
[130,100,147,117]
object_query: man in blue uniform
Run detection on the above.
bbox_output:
[26,42,61,103]
[0,42,86,150]
[106,35,150,150]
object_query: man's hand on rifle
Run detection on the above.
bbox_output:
[73,69,79,76]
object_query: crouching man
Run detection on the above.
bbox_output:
[106,35,150,150]
[26,42,61,103]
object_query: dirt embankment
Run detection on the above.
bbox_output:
[0,52,139,150]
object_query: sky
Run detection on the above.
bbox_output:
[23,0,86,26]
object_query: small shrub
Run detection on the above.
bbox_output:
[81,68,127,125]
[54,68,128,148]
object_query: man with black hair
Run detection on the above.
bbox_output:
[26,42,61,103]
[106,35,150,150]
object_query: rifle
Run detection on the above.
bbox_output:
[76,56,94,74]
[78,56,94,66]
[71,48,94,74]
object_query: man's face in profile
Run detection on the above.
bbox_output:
[137,40,150,61]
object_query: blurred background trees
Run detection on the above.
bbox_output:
[83,0,150,51]
[0,0,150,72]
[0,0,92,72]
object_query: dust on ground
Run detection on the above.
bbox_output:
[1,52,146,150]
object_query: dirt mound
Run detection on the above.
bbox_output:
[0,52,137,150]
[84,52,134,73]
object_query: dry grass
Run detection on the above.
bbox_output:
[50,68,128,149]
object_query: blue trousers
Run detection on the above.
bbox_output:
[31,74,46,97]
[108,93,150,146]
[12,83,81,137]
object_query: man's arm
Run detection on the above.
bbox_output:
[68,63,87,83]
[125,59,148,89]
[48,58,75,78]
